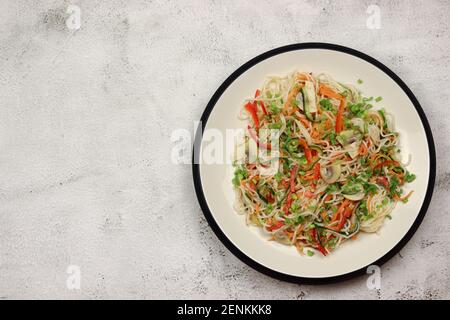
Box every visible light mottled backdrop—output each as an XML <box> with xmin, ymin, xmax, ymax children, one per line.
<box><xmin>0</xmin><ymin>0</ymin><xmax>448</xmax><ymax>299</ymax></box>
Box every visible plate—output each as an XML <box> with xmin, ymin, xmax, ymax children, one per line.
<box><xmin>192</xmin><ymin>43</ymin><xmax>436</xmax><ymax>283</ymax></box>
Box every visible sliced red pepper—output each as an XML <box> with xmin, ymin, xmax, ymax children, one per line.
<box><xmin>247</xmin><ymin>125</ymin><xmax>271</xmax><ymax>150</ymax></box>
<box><xmin>299</xmin><ymin>139</ymin><xmax>312</xmax><ymax>163</ymax></box>
<box><xmin>319</xmin><ymin>84</ymin><xmax>344</xmax><ymax>134</ymax></box>
<box><xmin>313</xmin><ymin>163</ymin><xmax>321</xmax><ymax>180</ymax></box>
<box><xmin>244</xmin><ymin>101</ymin><xmax>259</xmax><ymax>129</ymax></box>
<box><xmin>255</xmin><ymin>89</ymin><xmax>268</xmax><ymax>115</ymax></box>
<box><xmin>268</xmin><ymin>220</ymin><xmax>284</xmax><ymax>232</ymax></box>
<box><xmin>265</xmin><ymin>193</ymin><xmax>275</xmax><ymax>203</ymax></box>
<box><xmin>283</xmin><ymin>193</ymin><xmax>293</xmax><ymax>215</ymax></box>
<box><xmin>248</xmin><ymin>181</ymin><xmax>256</xmax><ymax>191</ymax></box>
<box><xmin>377</xmin><ymin>176</ymin><xmax>389</xmax><ymax>188</ymax></box>
<box><xmin>334</xmin><ymin>206</ymin><xmax>353</xmax><ymax>231</ymax></box>
<box><xmin>317</xmin><ymin>244</ymin><xmax>328</xmax><ymax>256</ymax></box>
<box><xmin>281</xmin><ymin>179</ymin><xmax>290</xmax><ymax>188</ymax></box>
<box><xmin>311</xmin><ymin>228</ymin><xmax>327</xmax><ymax>256</ymax></box>
<box><xmin>305</xmin><ymin>190</ymin><xmax>315</xmax><ymax>198</ymax></box>
<box><xmin>289</xmin><ymin>164</ymin><xmax>299</xmax><ymax>193</ymax></box>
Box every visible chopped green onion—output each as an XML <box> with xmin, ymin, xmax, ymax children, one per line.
<box><xmin>405</xmin><ymin>171</ymin><xmax>416</xmax><ymax>183</ymax></box>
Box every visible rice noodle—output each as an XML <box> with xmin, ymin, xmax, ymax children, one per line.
<box><xmin>232</xmin><ymin>71</ymin><xmax>415</xmax><ymax>256</ymax></box>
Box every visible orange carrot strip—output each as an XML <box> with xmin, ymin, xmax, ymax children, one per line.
<box><xmin>318</xmin><ymin>84</ymin><xmax>343</xmax><ymax>100</ymax></box>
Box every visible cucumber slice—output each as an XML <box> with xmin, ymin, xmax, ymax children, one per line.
<box><xmin>301</xmin><ymin>81</ymin><xmax>318</xmax><ymax>121</ymax></box>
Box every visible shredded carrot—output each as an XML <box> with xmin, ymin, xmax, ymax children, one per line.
<box><xmin>318</xmin><ymin>84</ymin><xmax>342</xmax><ymax>100</ymax></box>
<box><xmin>296</xmin><ymin>73</ymin><xmax>309</xmax><ymax>81</ymax></box>
<box><xmin>389</xmin><ymin>169</ymin><xmax>405</xmax><ymax>179</ymax></box>
<box><xmin>370</xmin><ymin>154</ymin><xmax>391</xmax><ymax>169</ymax></box>
<box><xmin>284</xmin><ymin>83</ymin><xmax>304</xmax><ymax>111</ymax></box>
<box><xmin>299</xmin><ymin>139</ymin><xmax>312</xmax><ymax>163</ymax></box>
<box><xmin>359</xmin><ymin>142</ymin><xmax>368</xmax><ymax>156</ymax></box>
<box><xmin>298</xmin><ymin>116</ymin><xmax>310</xmax><ymax>128</ymax></box>
<box><xmin>394</xmin><ymin>190</ymin><xmax>413</xmax><ymax>202</ymax></box>
<box><xmin>331</xmin><ymin>210</ymin><xmax>341</xmax><ymax>223</ymax></box>
<box><xmin>374</xmin><ymin>160</ymin><xmax>400</xmax><ymax>170</ymax></box>
<box><xmin>331</xmin><ymin>199</ymin><xmax>351</xmax><ymax>222</ymax></box>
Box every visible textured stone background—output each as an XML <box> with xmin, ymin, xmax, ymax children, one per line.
<box><xmin>0</xmin><ymin>0</ymin><xmax>449</xmax><ymax>299</ymax></box>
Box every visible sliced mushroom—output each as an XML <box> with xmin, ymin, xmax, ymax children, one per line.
<box><xmin>368</xmin><ymin>124</ymin><xmax>381</xmax><ymax>145</ymax></box>
<box><xmin>343</xmin><ymin>191</ymin><xmax>365</xmax><ymax>201</ymax></box>
<box><xmin>336</xmin><ymin>129</ymin><xmax>361</xmax><ymax>146</ymax></box>
<box><xmin>345</xmin><ymin>141</ymin><xmax>361</xmax><ymax>159</ymax></box>
<box><xmin>385</xmin><ymin>113</ymin><xmax>395</xmax><ymax>132</ymax></box>
<box><xmin>295</xmin><ymin>92</ymin><xmax>304</xmax><ymax>111</ymax></box>
<box><xmin>320</xmin><ymin>163</ymin><xmax>341</xmax><ymax>184</ymax></box>
<box><xmin>341</xmin><ymin>182</ymin><xmax>365</xmax><ymax>201</ymax></box>
<box><xmin>350</xmin><ymin>118</ymin><xmax>365</xmax><ymax>133</ymax></box>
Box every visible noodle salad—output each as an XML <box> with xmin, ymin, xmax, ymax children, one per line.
<box><xmin>232</xmin><ymin>71</ymin><xmax>416</xmax><ymax>256</ymax></box>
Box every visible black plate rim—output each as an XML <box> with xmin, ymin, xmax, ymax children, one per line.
<box><xmin>192</xmin><ymin>42</ymin><xmax>436</xmax><ymax>284</ymax></box>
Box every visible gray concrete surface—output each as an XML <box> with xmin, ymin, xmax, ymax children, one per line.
<box><xmin>0</xmin><ymin>0</ymin><xmax>449</xmax><ymax>299</ymax></box>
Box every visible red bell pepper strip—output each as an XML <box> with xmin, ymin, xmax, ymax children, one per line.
<box><xmin>305</xmin><ymin>190</ymin><xmax>315</xmax><ymax>198</ymax></box>
<box><xmin>255</xmin><ymin>89</ymin><xmax>268</xmax><ymax>115</ymax></box>
<box><xmin>268</xmin><ymin>220</ymin><xmax>284</xmax><ymax>232</ymax></box>
<box><xmin>247</xmin><ymin>125</ymin><xmax>271</xmax><ymax>150</ymax></box>
<box><xmin>289</xmin><ymin>164</ymin><xmax>299</xmax><ymax>193</ymax></box>
<box><xmin>335</xmin><ymin>98</ymin><xmax>346</xmax><ymax>133</ymax></box>
<box><xmin>376</xmin><ymin>176</ymin><xmax>389</xmax><ymax>188</ymax></box>
<box><xmin>265</xmin><ymin>193</ymin><xmax>275</xmax><ymax>204</ymax></box>
<box><xmin>313</xmin><ymin>163</ymin><xmax>321</xmax><ymax>180</ymax></box>
<box><xmin>311</xmin><ymin>228</ymin><xmax>328</xmax><ymax>256</ymax></box>
<box><xmin>299</xmin><ymin>139</ymin><xmax>312</xmax><ymax>163</ymax></box>
<box><xmin>333</xmin><ymin>206</ymin><xmax>353</xmax><ymax>231</ymax></box>
<box><xmin>244</xmin><ymin>101</ymin><xmax>259</xmax><ymax>129</ymax></box>
<box><xmin>284</xmin><ymin>193</ymin><xmax>293</xmax><ymax>215</ymax></box>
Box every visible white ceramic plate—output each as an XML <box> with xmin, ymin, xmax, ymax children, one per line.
<box><xmin>193</xmin><ymin>43</ymin><xmax>435</xmax><ymax>283</ymax></box>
